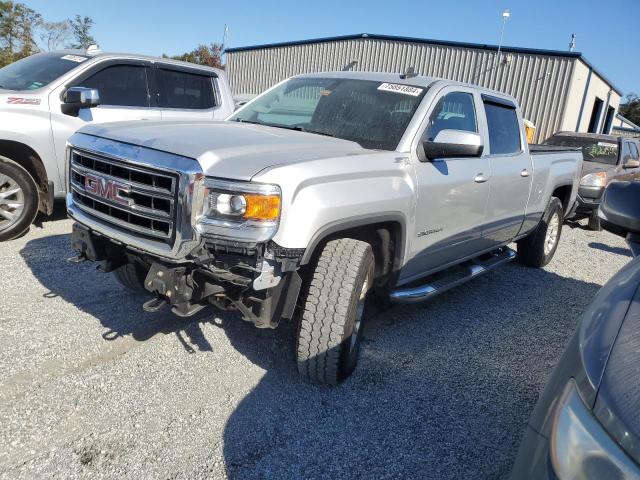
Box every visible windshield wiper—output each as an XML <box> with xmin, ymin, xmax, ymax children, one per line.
<box><xmin>234</xmin><ymin>118</ymin><xmax>337</xmax><ymax>138</ymax></box>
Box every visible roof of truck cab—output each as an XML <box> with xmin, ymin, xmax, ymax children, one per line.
<box><xmin>294</xmin><ymin>71</ymin><xmax>518</xmax><ymax>102</ymax></box>
<box><xmin>49</xmin><ymin>49</ymin><xmax>225</xmax><ymax>76</ymax></box>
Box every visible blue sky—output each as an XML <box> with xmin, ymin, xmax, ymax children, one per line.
<box><xmin>25</xmin><ymin>0</ymin><xmax>640</xmax><ymax>96</ymax></box>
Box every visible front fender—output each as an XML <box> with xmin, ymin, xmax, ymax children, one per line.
<box><xmin>253</xmin><ymin>152</ymin><xmax>415</xmax><ymax>263</ymax></box>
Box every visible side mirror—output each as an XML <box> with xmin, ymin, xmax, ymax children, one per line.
<box><xmin>623</xmin><ymin>159</ymin><xmax>640</xmax><ymax>169</ymax></box>
<box><xmin>599</xmin><ymin>181</ymin><xmax>640</xmax><ymax>240</ymax></box>
<box><xmin>62</xmin><ymin>87</ymin><xmax>100</xmax><ymax>116</ymax></box>
<box><xmin>421</xmin><ymin>130</ymin><xmax>484</xmax><ymax>161</ymax></box>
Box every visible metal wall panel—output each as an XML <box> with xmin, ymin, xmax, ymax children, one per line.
<box><xmin>226</xmin><ymin>38</ymin><xmax>576</xmax><ymax>142</ymax></box>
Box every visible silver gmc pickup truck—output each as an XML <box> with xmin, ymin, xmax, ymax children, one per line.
<box><xmin>66</xmin><ymin>71</ymin><xmax>582</xmax><ymax>385</ymax></box>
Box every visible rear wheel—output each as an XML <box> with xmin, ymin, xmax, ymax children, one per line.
<box><xmin>517</xmin><ymin>197</ymin><xmax>563</xmax><ymax>268</ymax></box>
<box><xmin>0</xmin><ymin>158</ymin><xmax>39</xmax><ymax>242</ymax></box>
<box><xmin>113</xmin><ymin>263</ymin><xmax>149</xmax><ymax>292</ymax></box>
<box><xmin>296</xmin><ymin>238</ymin><xmax>374</xmax><ymax>385</ymax></box>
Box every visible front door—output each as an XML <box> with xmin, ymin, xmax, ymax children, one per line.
<box><xmin>49</xmin><ymin>61</ymin><xmax>161</xmax><ymax>193</ymax></box>
<box><xmin>400</xmin><ymin>88</ymin><xmax>492</xmax><ymax>284</ymax></box>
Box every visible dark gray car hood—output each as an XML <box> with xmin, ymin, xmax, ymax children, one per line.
<box><xmin>79</xmin><ymin>120</ymin><xmax>369</xmax><ymax>181</ymax></box>
<box><xmin>581</xmin><ymin>160</ymin><xmax>614</xmax><ymax>176</ymax></box>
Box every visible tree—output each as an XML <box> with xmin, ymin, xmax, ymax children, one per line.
<box><xmin>163</xmin><ymin>43</ymin><xmax>224</xmax><ymax>69</ymax></box>
<box><xmin>0</xmin><ymin>1</ymin><xmax>42</xmax><ymax>66</ymax></box>
<box><xmin>68</xmin><ymin>14</ymin><xmax>95</xmax><ymax>49</ymax></box>
<box><xmin>619</xmin><ymin>93</ymin><xmax>640</xmax><ymax>127</ymax></box>
<box><xmin>39</xmin><ymin>20</ymin><xmax>71</xmax><ymax>51</ymax></box>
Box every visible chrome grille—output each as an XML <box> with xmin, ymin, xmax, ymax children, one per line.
<box><xmin>69</xmin><ymin>149</ymin><xmax>178</xmax><ymax>243</ymax></box>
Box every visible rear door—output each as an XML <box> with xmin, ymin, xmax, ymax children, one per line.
<box><xmin>480</xmin><ymin>95</ymin><xmax>532</xmax><ymax>244</ymax></box>
<box><xmin>401</xmin><ymin>87</ymin><xmax>492</xmax><ymax>282</ymax></box>
<box><xmin>152</xmin><ymin>65</ymin><xmax>222</xmax><ymax>120</ymax></box>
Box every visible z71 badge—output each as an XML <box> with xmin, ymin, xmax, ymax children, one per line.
<box><xmin>7</xmin><ymin>97</ymin><xmax>41</xmax><ymax>105</ymax></box>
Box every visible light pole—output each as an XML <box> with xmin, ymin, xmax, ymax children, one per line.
<box><xmin>495</xmin><ymin>9</ymin><xmax>510</xmax><ymax>68</ymax></box>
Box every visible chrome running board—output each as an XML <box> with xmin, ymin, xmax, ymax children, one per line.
<box><xmin>390</xmin><ymin>247</ymin><xmax>517</xmax><ymax>303</ymax></box>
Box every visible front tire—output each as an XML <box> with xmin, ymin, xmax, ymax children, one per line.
<box><xmin>113</xmin><ymin>263</ymin><xmax>149</xmax><ymax>292</ymax></box>
<box><xmin>0</xmin><ymin>158</ymin><xmax>39</xmax><ymax>242</ymax></box>
<box><xmin>517</xmin><ymin>197</ymin><xmax>563</xmax><ymax>268</ymax></box>
<box><xmin>296</xmin><ymin>238</ymin><xmax>374</xmax><ymax>385</ymax></box>
<box><xmin>587</xmin><ymin>209</ymin><xmax>602</xmax><ymax>231</ymax></box>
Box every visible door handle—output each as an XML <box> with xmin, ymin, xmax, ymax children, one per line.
<box><xmin>474</xmin><ymin>174</ymin><xmax>489</xmax><ymax>183</ymax></box>
<box><xmin>521</xmin><ymin>169</ymin><xmax>530</xmax><ymax>177</ymax></box>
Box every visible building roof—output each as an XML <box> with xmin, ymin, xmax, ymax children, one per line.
<box><xmin>225</xmin><ymin>33</ymin><xmax>622</xmax><ymax>96</ymax></box>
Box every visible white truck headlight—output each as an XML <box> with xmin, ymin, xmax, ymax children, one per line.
<box><xmin>580</xmin><ymin>172</ymin><xmax>607</xmax><ymax>188</ymax></box>
<box><xmin>196</xmin><ymin>178</ymin><xmax>281</xmax><ymax>242</ymax></box>
<box><xmin>550</xmin><ymin>380</ymin><xmax>639</xmax><ymax>479</ymax></box>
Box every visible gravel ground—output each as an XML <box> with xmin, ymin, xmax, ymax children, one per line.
<box><xmin>0</xmin><ymin>209</ymin><xmax>632</xmax><ymax>480</ymax></box>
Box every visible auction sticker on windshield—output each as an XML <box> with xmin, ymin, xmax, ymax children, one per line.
<box><xmin>378</xmin><ymin>83</ymin><xmax>423</xmax><ymax>96</ymax></box>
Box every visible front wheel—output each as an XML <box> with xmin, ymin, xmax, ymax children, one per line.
<box><xmin>296</xmin><ymin>238</ymin><xmax>374</xmax><ymax>385</ymax></box>
<box><xmin>113</xmin><ymin>262</ymin><xmax>149</xmax><ymax>292</ymax></box>
<box><xmin>0</xmin><ymin>158</ymin><xmax>39</xmax><ymax>242</ymax></box>
<box><xmin>587</xmin><ymin>209</ymin><xmax>602</xmax><ymax>231</ymax></box>
<box><xmin>517</xmin><ymin>197</ymin><xmax>563</xmax><ymax>268</ymax></box>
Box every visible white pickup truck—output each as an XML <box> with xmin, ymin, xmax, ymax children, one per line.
<box><xmin>67</xmin><ymin>71</ymin><xmax>583</xmax><ymax>384</ymax></box>
<box><xmin>0</xmin><ymin>48</ymin><xmax>234</xmax><ymax>240</ymax></box>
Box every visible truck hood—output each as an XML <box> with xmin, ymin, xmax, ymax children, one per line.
<box><xmin>79</xmin><ymin>120</ymin><xmax>369</xmax><ymax>181</ymax></box>
<box><xmin>581</xmin><ymin>160</ymin><xmax>612</xmax><ymax>176</ymax></box>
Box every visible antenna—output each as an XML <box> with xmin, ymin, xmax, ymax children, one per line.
<box><xmin>569</xmin><ymin>33</ymin><xmax>576</xmax><ymax>52</ymax></box>
<box><xmin>342</xmin><ymin>60</ymin><xmax>358</xmax><ymax>71</ymax></box>
<box><xmin>495</xmin><ymin>9</ymin><xmax>510</xmax><ymax>67</ymax></box>
<box><xmin>400</xmin><ymin>66</ymin><xmax>417</xmax><ymax>79</ymax></box>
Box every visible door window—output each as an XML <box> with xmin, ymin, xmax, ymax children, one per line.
<box><xmin>621</xmin><ymin>142</ymin><xmax>633</xmax><ymax>162</ymax></box>
<box><xmin>156</xmin><ymin>68</ymin><xmax>215</xmax><ymax>109</ymax></box>
<box><xmin>629</xmin><ymin>142</ymin><xmax>640</xmax><ymax>160</ymax></box>
<box><xmin>424</xmin><ymin>92</ymin><xmax>477</xmax><ymax>141</ymax></box>
<box><xmin>483</xmin><ymin>102</ymin><xmax>521</xmax><ymax>155</ymax></box>
<box><xmin>77</xmin><ymin>64</ymin><xmax>149</xmax><ymax>107</ymax></box>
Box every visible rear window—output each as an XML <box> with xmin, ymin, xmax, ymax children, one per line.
<box><xmin>484</xmin><ymin>102</ymin><xmax>521</xmax><ymax>155</ymax></box>
<box><xmin>0</xmin><ymin>52</ymin><xmax>88</xmax><ymax>91</ymax></box>
<box><xmin>157</xmin><ymin>68</ymin><xmax>215</xmax><ymax>109</ymax></box>
<box><xmin>544</xmin><ymin>135</ymin><xmax>619</xmax><ymax>165</ymax></box>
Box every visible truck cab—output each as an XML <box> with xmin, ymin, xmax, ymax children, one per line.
<box><xmin>0</xmin><ymin>49</ymin><xmax>234</xmax><ymax>241</ymax></box>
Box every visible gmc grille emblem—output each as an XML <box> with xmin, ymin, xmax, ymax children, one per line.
<box><xmin>84</xmin><ymin>173</ymin><xmax>132</xmax><ymax>207</ymax></box>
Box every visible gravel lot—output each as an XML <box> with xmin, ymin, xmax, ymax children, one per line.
<box><xmin>0</xmin><ymin>208</ymin><xmax>632</xmax><ymax>480</ymax></box>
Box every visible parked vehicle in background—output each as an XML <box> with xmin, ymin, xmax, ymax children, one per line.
<box><xmin>66</xmin><ymin>72</ymin><xmax>582</xmax><ymax>384</ymax></box>
<box><xmin>511</xmin><ymin>181</ymin><xmax>640</xmax><ymax>479</ymax></box>
<box><xmin>0</xmin><ymin>48</ymin><xmax>234</xmax><ymax>241</ymax></box>
<box><xmin>544</xmin><ymin>132</ymin><xmax>640</xmax><ymax>230</ymax></box>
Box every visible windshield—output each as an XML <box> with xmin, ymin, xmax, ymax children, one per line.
<box><xmin>0</xmin><ymin>52</ymin><xmax>88</xmax><ymax>91</ymax></box>
<box><xmin>229</xmin><ymin>77</ymin><xmax>427</xmax><ymax>151</ymax></box>
<box><xmin>544</xmin><ymin>135</ymin><xmax>619</xmax><ymax>165</ymax></box>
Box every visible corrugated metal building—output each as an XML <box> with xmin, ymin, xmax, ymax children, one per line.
<box><xmin>226</xmin><ymin>33</ymin><xmax>622</xmax><ymax>142</ymax></box>
<box><xmin>612</xmin><ymin>114</ymin><xmax>640</xmax><ymax>139</ymax></box>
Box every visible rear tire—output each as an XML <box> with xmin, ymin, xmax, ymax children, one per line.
<box><xmin>113</xmin><ymin>263</ymin><xmax>149</xmax><ymax>292</ymax></box>
<box><xmin>517</xmin><ymin>197</ymin><xmax>563</xmax><ymax>268</ymax></box>
<box><xmin>587</xmin><ymin>210</ymin><xmax>602</xmax><ymax>231</ymax></box>
<box><xmin>0</xmin><ymin>158</ymin><xmax>39</xmax><ymax>242</ymax></box>
<box><xmin>296</xmin><ymin>238</ymin><xmax>374</xmax><ymax>385</ymax></box>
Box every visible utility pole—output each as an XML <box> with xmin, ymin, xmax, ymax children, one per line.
<box><xmin>495</xmin><ymin>9</ymin><xmax>510</xmax><ymax>67</ymax></box>
<box><xmin>569</xmin><ymin>33</ymin><xmax>576</xmax><ymax>52</ymax></box>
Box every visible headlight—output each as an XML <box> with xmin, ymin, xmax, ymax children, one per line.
<box><xmin>550</xmin><ymin>380</ymin><xmax>639</xmax><ymax>479</ymax></box>
<box><xmin>196</xmin><ymin>178</ymin><xmax>281</xmax><ymax>242</ymax></box>
<box><xmin>580</xmin><ymin>172</ymin><xmax>607</xmax><ymax>188</ymax></box>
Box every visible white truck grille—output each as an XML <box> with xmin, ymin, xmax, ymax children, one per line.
<box><xmin>69</xmin><ymin>149</ymin><xmax>178</xmax><ymax>243</ymax></box>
